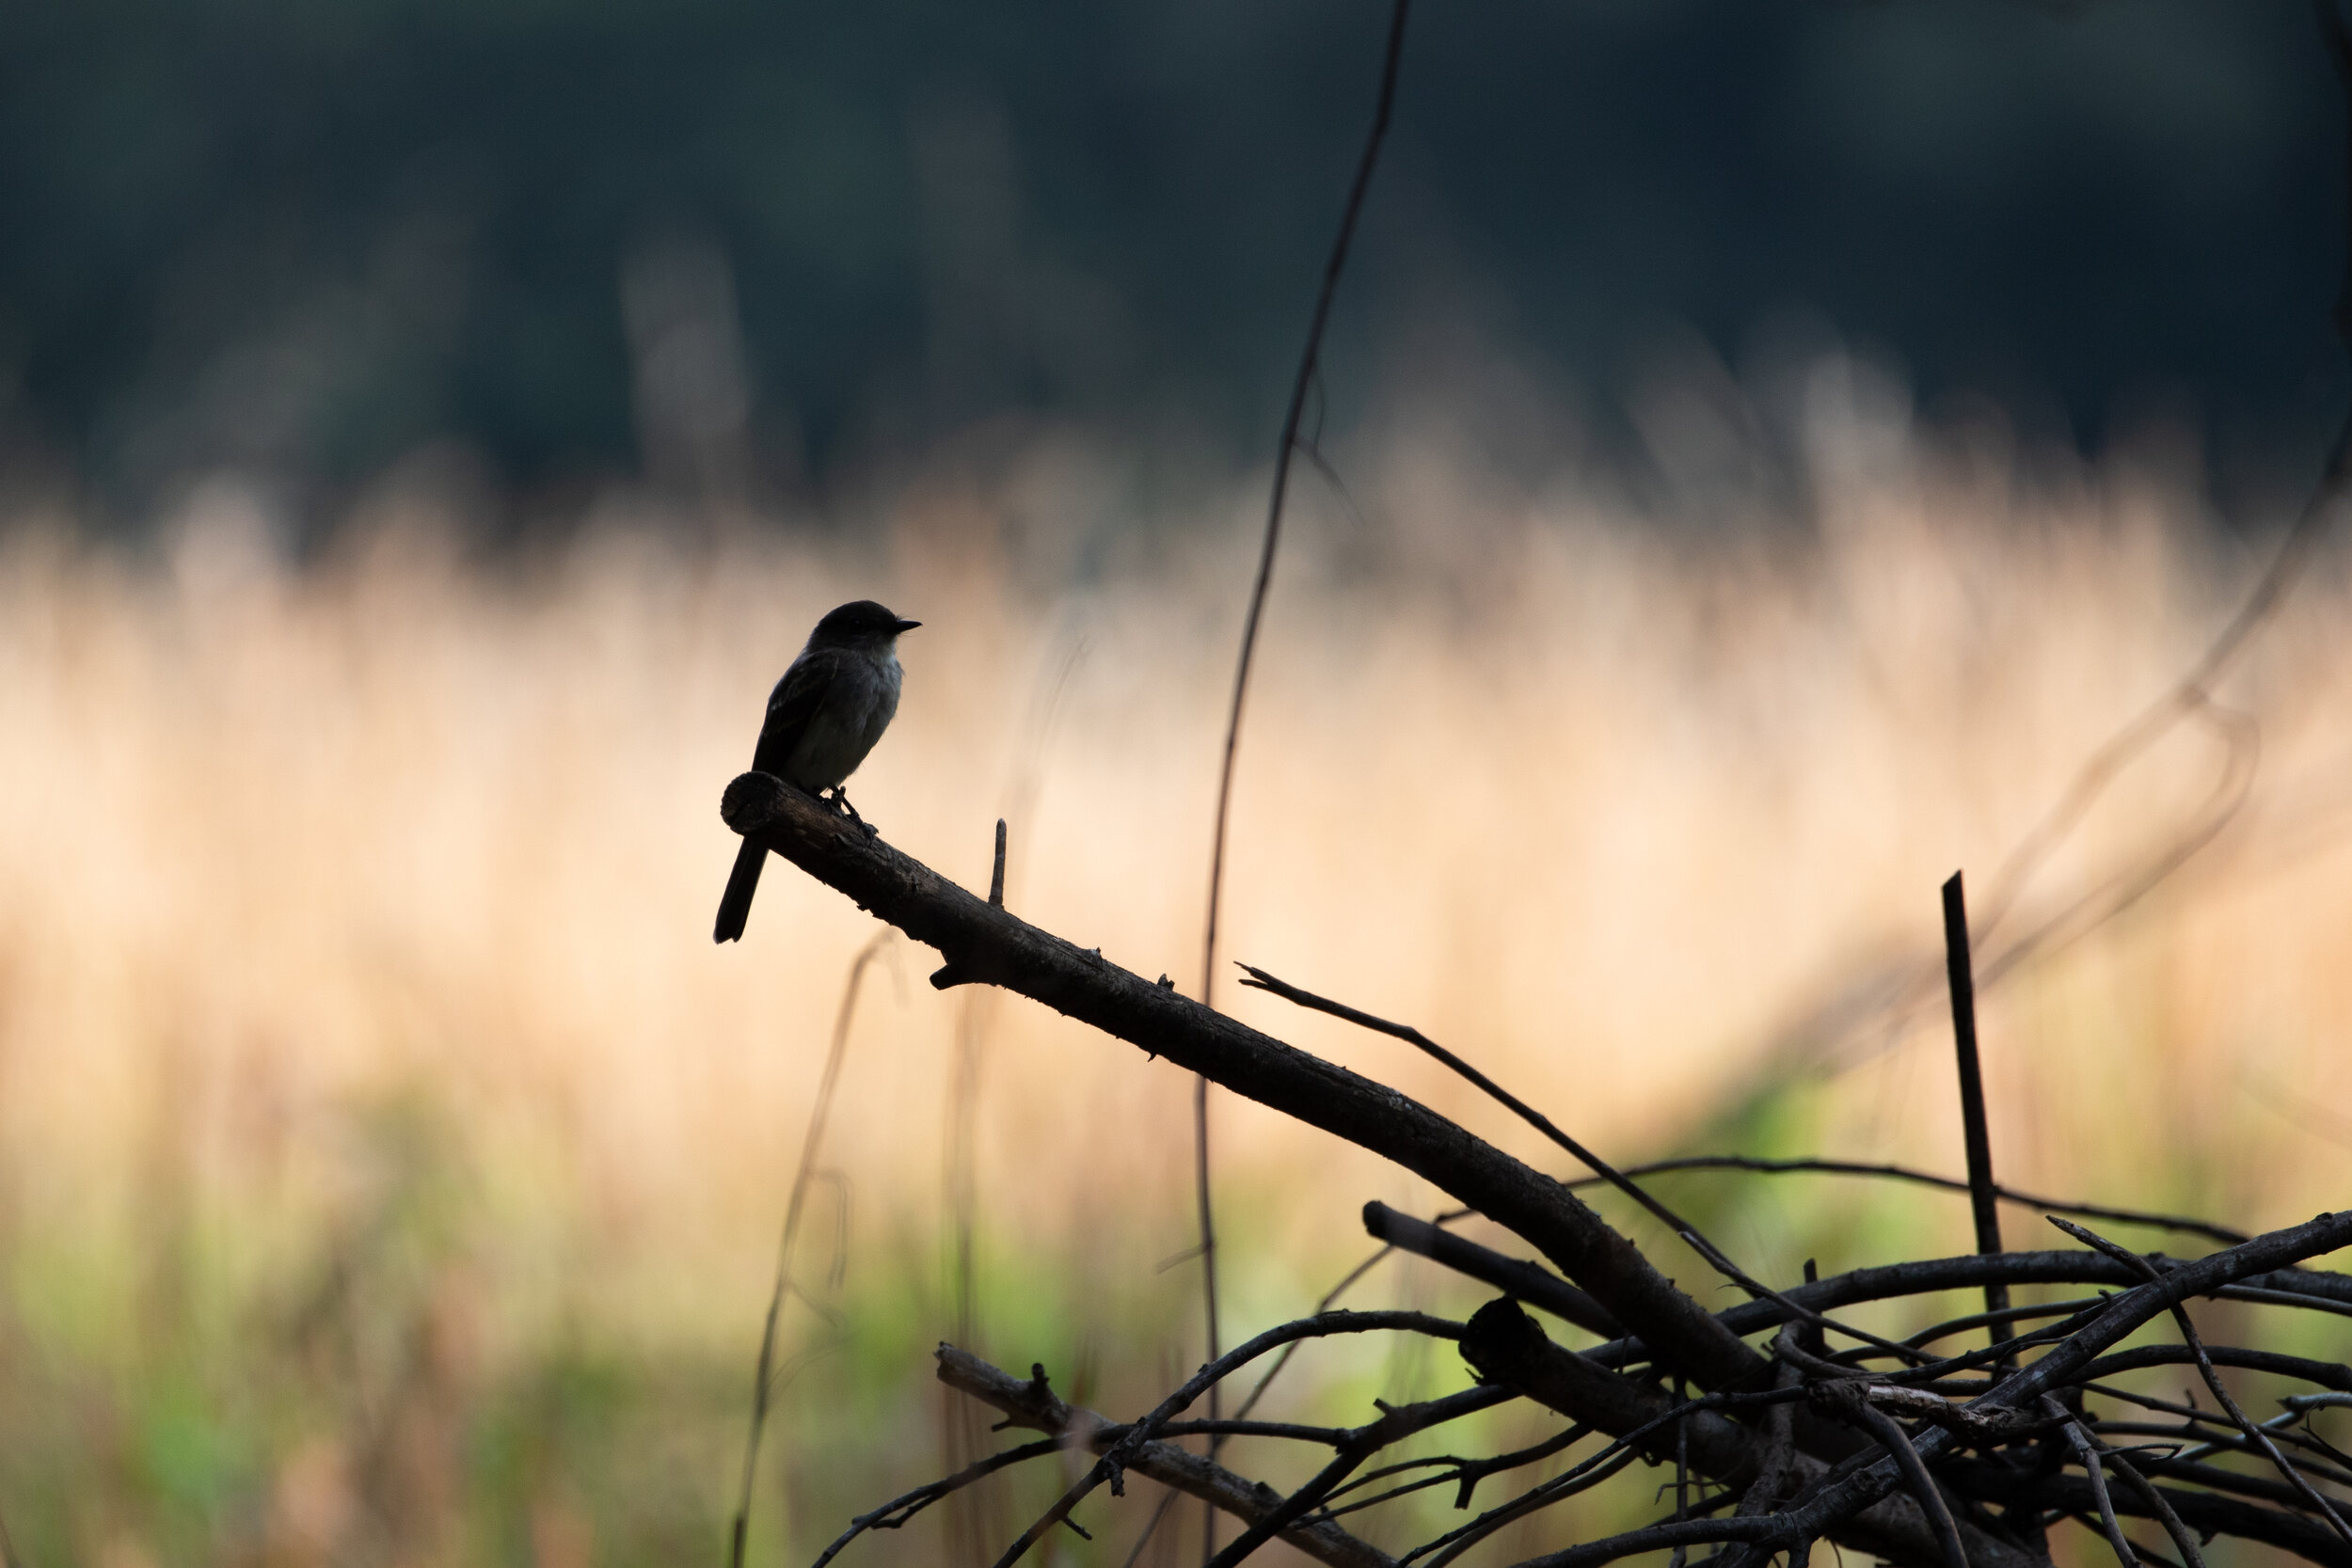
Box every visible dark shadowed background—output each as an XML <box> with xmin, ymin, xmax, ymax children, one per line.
<box><xmin>0</xmin><ymin>0</ymin><xmax>2344</xmax><ymax>533</ymax></box>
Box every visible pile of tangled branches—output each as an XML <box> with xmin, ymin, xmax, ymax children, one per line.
<box><xmin>724</xmin><ymin>774</ymin><xmax>2352</xmax><ymax>1568</ymax></box>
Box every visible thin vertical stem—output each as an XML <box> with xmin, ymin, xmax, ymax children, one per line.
<box><xmin>1192</xmin><ymin>1</ymin><xmax>1412</xmax><ymax>1557</ymax></box>
<box><xmin>1192</xmin><ymin>1068</ymin><xmax>1223</xmax><ymax>1560</ymax></box>
<box><xmin>1941</xmin><ymin>872</ymin><xmax>2013</xmax><ymax>1374</ymax></box>
<box><xmin>1668</xmin><ymin>1375</ymin><xmax>1691</xmax><ymax>1568</ymax></box>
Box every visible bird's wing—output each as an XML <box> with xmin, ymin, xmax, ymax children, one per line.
<box><xmin>751</xmin><ymin>650</ymin><xmax>833</xmax><ymax>778</ymax></box>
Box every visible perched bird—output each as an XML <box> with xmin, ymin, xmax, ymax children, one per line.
<box><xmin>713</xmin><ymin>599</ymin><xmax>920</xmax><ymax>943</ymax></box>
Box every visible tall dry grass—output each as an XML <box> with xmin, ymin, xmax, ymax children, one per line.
<box><xmin>1</xmin><ymin>356</ymin><xmax>2349</xmax><ymax>1562</ymax></box>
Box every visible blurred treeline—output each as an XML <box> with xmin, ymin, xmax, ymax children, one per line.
<box><xmin>0</xmin><ymin>0</ymin><xmax>2345</xmax><ymax>533</ymax></box>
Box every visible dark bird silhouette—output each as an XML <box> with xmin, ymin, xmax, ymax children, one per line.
<box><xmin>713</xmin><ymin>600</ymin><xmax>920</xmax><ymax>943</ymax></box>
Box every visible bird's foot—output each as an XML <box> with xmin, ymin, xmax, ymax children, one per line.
<box><xmin>828</xmin><ymin>788</ymin><xmax>881</xmax><ymax>838</ymax></box>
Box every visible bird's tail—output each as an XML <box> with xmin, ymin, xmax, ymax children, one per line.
<box><xmin>713</xmin><ymin>837</ymin><xmax>767</xmax><ymax>943</ymax></box>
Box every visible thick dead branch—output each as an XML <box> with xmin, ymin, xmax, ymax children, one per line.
<box><xmin>733</xmin><ymin>783</ymin><xmax>2352</xmax><ymax>1568</ymax></box>
<box><xmin>936</xmin><ymin>1345</ymin><xmax>1396</xmax><ymax>1568</ymax></box>
<box><xmin>1455</xmin><ymin>1299</ymin><xmax>2042</xmax><ymax>1568</ymax></box>
<box><xmin>723</xmin><ymin>773</ymin><xmax>1762</xmax><ymax>1389</ymax></box>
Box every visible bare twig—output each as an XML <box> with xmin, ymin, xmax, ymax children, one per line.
<box><xmin>1239</xmin><ymin>963</ymin><xmax>1943</xmax><ymax>1368</ymax></box>
<box><xmin>1560</xmin><ymin>1156</ymin><xmax>2245</xmax><ymax>1245</ymax></box>
<box><xmin>1504</xmin><ymin>1508</ymin><xmax>1787</xmax><ymax>1568</ymax></box>
<box><xmin>2048</xmin><ymin>1216</ymin><xmax>2352</xmax><ymax>1546</ymax></box>
<box><xmin>2173</xmin><ymin>1414</ymin><xmax>2352</xmax><ymax>1474</ymax></box>
<box><xmin>812</xmin><ymin>1438</ymin><xmax>1069</xmax><ymax>1568</ymax></box>
<box><xmin>2089</xmin><ymin>1413</ymin><xmax>2352</xmax><ymax>1482</ymax></box>
<box><xmin>1846</xmin><ymin>1402</ymin><xmax>1969</xmax><ymax>1568</ymax></box>
<box><xmin>1684</xmin><ymin>1212</ymin><xmax>2352</xmax><ymax>1568</ymax></box>
<box><xmin>1203</xmin><ymin>1395</ymin><xmax>1451</xmax><ymax>1568</ymax></box>
<box><xmin>1593</xmin><ymin>1248</ymin><xmax>2352</xmax><ymax>1370</ymax></box>
<box><xmin>1898</xmin><ymin>1297</ymin><xmax>2106</xmax><ymax>1353</ymax></box>
<box><xmin>1411</xmin><ymin>1445</ymin><xmax>1644</xmax><ymax>1568</ymax></box>
<box><xmin>2073</xmin><ymin>1343</ymin><xmax>2352</xmax><ymax>1393</ymax></box>
<box><xmin>1190</xmin><ymin>1065</ymin><xmax>1220</xmax><ymax>1502</ymax></box>
<box><xmin>2102</xmin><ymin>1447</ymin><xmax>2211</xmax><ymax>1568</ymax></box>
<box><xmin>1669</xmin><ymin>1375</ymin><xmax>1692</xmax><ymax>1568</ymax></box>
<box><xmin>1737</xmin><ymin>1359</ymin><xmax>1804</xmax><ymax>1520</ymax></box>
<box><xmin>1320</xmin><ymin>1419</ymin><xmax>1591</xmax><ymax>1519</ymax></box>
<box><xmin>2047</xmin><ymin>1396</ymin><xmax>2140</xmax><ymax>1568</ymax></box>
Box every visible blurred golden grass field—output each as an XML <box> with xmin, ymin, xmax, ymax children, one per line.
<box><xmin>0</xmin><ymin>358</ymin><xmax>2349</xmax><ymax>1562</ymax></box>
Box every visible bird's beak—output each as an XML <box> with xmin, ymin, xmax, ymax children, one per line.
<box><xmin>893</xmin><ymin>618</ymin><xmax>922</xmax><ymax>633</ymax></box>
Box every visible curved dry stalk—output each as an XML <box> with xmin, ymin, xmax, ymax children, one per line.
<box><xmin>730</xmin><ymin>929</ymin><xmax>896</xmax><ymax>1568</ymax></box>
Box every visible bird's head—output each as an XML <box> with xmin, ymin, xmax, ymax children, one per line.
<box><xmin>808</xmin><ymin>599</ymin><xmax>921</xmax><ymax>651</ymax></box>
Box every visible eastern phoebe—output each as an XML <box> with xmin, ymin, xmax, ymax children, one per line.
<box><xmin>712</xmin><ymin>599</ymin><xmax>920</xmax><ymax>943</ymax></box>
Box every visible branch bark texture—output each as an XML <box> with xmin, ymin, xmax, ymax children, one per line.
<box><xmin>723</xmin><ymin>773</ymin><xmax>1762</xmax><ymax>1389</ymax></box>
